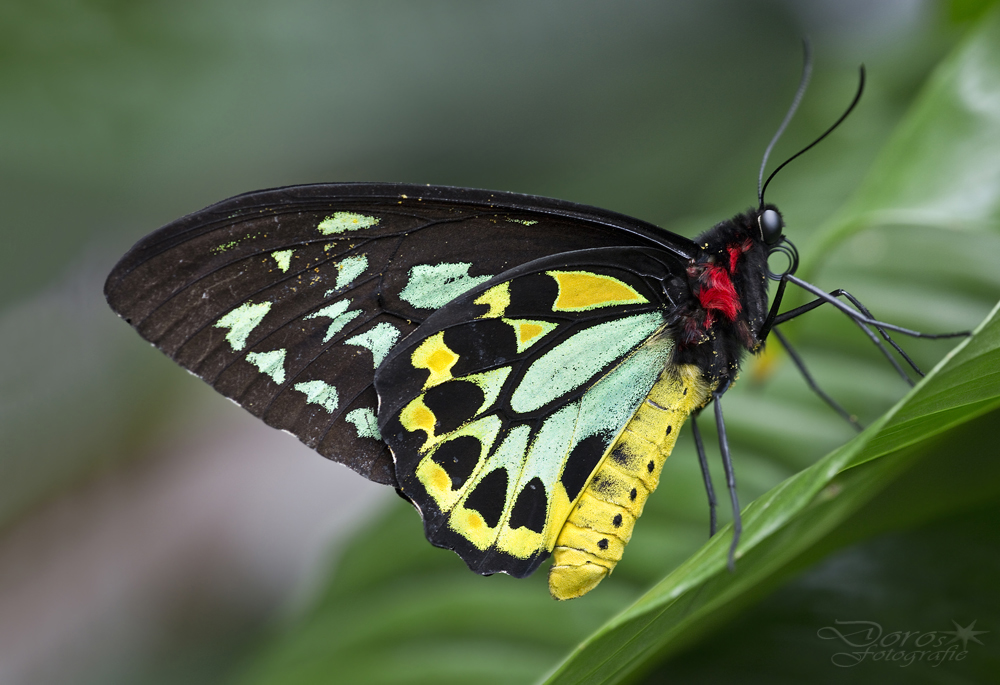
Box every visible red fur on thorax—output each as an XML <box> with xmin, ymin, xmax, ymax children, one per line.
<box><xmin>697</xmin><ymin>264</ymin><xmax>740</xmax><ymax>321</ymax></box>
<box><xmin>727</xmin><ymin>238</ymin><xmax>754</xmax><ymax>272</ymax></box>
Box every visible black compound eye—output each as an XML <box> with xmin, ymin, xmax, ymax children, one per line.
<box><xmin>759</xmin><ymin>208</ymin><xmax>783</xmax><ymax>246</ymax></box>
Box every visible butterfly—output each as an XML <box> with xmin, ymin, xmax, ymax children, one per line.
<box><xmin>104</xmin><ymin>61</ymin><xmax>967</xmax><ymax>600</ymax></box>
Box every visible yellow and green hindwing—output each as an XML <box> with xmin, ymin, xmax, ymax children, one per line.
<box><xmin>375</xmin><ymin>247</ymin><xmax>692</xmax><ymax>590</ymax></box>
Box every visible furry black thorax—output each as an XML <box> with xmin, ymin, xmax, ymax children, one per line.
<box><xmin>669</xmin><ymin>205</ymin><xmax>781</xmax><ymax>390</ymax></box>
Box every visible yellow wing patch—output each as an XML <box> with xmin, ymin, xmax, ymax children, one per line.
<box><xmin>416</xmin><ymin>458</ymin><xmax>454</xmax><ymax>503</ymax></box>
<box><xmin>502</xmin><ymin>318</ymin><xmax>558</xmax><ymax>353</ymax></box>
<box><xmin>474</xmin><ymin>282</ymin><xmax>510</xmax><ymax>318</ymax></box>
<box><xmin>399</xmin><ymin>396</ymin><xmax>437</xmax><ymax>449</ymax></box>
<box><xmin>548</xmin><ymin>271</ymin><xmax>647</xmax><ymax>311</ymax></box>
<box><xmin>410</xmin><ymin>331</ymin><xmax>459</xmax><ymax>389</ymax></box>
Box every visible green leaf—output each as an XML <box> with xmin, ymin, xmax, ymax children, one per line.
<box><xmin>806</xmin><ymin>5</ymin><xmax>1000</xmax><ymax>272</ymax></box>
<box><xmin>543</xmin><ymin>303</ymin><xmax>1000</xmax><ymax>684</ymax></box>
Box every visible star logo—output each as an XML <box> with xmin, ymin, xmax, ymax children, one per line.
<box><xmin>942</xmin><ymin>620</ymin><xmax>989</xmax><ymax>649</ymax></box>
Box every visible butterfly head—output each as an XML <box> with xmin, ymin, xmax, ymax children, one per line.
<box><xmin>757</xmin><ymin>207</ymin><xmax>784</xmax><ymax>246</ymax></box>
<box><xmin>754</xmin><ymin>205</ymin><xmax>799</xmax><ymax>277</ymax></box>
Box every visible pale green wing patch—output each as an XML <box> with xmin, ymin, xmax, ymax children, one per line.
<box><xmin>246</xmin><ymin>349</ymin><xmax>286</xmax><ymax>384</ymax></box>
<box><xmin>318</xmin><ymin>212</ymin><xmax>379</xmax><ymax>235</ymax></box>
<box><xmin>346</xmin><ymin>322</ymin><xmax>401</xmax><ymax>368</ymax></box>
<box><xmin>294</xmin><ymin>380</ymin><xmax>339</xmax><ymax>413</ymax></box>
<box><xmin>214</xmin><ymin>302</ymin><xmax>273</xmax><ymax>352</ymax></box>
<box><xmin>271</xmin><ymin>250</ymin><xmax>294</xmax><ymax>272</ymax></box>
<box><xmin>509</xmin><ymin>312</ymin><xmax>665</xmax><ymax>413</ymax></box>
<box><xmin>346</xmin><ymin>408</ymin><xmax>382</xmax><ymax>440</ymax></box>
<box><xmin>521</xmin><ymin>403</ymin><xmax>581</xmax><ymax>491</ymax></box>
<box><xmin>399</xmin><ymin>262</ymin><xmax>492</xmax><ymax>309</ymax></box>
<box><xmin>305</xmin><ymin>300</ymin><xmax>363</xmax><ymax>343</ymax></box>
<box><xmin>574</xmin><ymin>334</ymin><xmax>676</xmax><ymax>440</ymax></box>
<box><xmin>335</xmin><ymin>254</ymin><xmax>368</xmax><ymax>290</ymax></box>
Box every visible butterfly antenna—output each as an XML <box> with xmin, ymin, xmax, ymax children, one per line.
<box><xmin>758</xmin><ymin>39</ymin><xmax>813</xmax><ymax>208</ymax></box>
<box><xmin>760</xmin><ymin>63</ymin><xmax>866</xmax><ymax>206</ymax></box>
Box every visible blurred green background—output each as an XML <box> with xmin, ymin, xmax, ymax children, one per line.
<box><xmin>2</xmin><ymin>1</ymin><xmax>999</xmax><ymax>683</ymax></box>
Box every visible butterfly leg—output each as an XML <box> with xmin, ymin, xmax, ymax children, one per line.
<box><xmin>690</xmin><ymin>411</ymin><xmax>718</xmax><ymax>536</ymax></box>
<box><xmin>772</xmin><ymin>327</ymin><xmax>862</xmax><ymax>432</ymax></box>
<box><xmin>781</xmin><ymin>275</ymin><xmax>970</xmax><ymax>340</ymax></box>
<box><xmin>712</xmin><ymin>380</ymin><xmax>741</xmax><ymax>571</ymax></box>
<box><xmin>781</xmin><ymin>286</ymin><xmax>920</xmax><ymax>378</ymax></box>
<box><xmin>780</xmin><ymin>288</ymin><xmax>918</xmax><ymax>384</ymax></box>
<box><xmin>776</xmin><ymin>275</ymin><xmax>970</xmax><ymax>385</ymax></box>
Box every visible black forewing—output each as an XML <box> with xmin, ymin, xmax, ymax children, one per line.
<box><xmin>105</xmin><ymin>183</ymin><xmax>696</xmax><ymax>486</ymax></box>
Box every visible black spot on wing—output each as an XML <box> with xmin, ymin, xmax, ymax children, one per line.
<box><xmin>431</xmin><ymin>436</ymin><xmax>482</xmax><ymax>490</ymax></box>
<box><xmin>507</xmin><ymin>273</ymin><xmax>559</xmax><ymax>316</ymax></box>
<box><xmin>508</xmin><ymin>477</ymin><xmax>547</xmax><ymax>533</ymax></box>
<box><xmin>422</xmin><ymin>381</ymin><xmax>484</xmax><ymax>435</ymax></box>
<box><xmin>464</xmin><ymin>468</ymin><xmax>509</xmax><ymax>529</ymax></box>
<box><xmin>560</xmin><ymin>434</ymin><xmax>607</xmax><ymax>502</ymax></box>
<box><xmin>441</xmin><ymin>319</ymin><xmax>519</xmax><ymax>374</ymax></box>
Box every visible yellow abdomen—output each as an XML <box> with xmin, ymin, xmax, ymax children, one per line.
<box><xmin>548</xmin><ymin>363</ymin><xmax>711</xmax><ymax>600</ymax></box>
